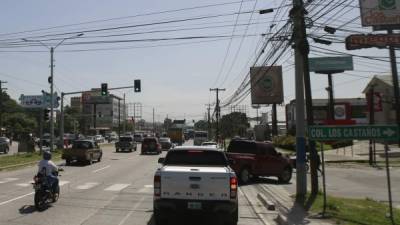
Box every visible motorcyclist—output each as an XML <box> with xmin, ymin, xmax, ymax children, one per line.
<box><xmin>37</xmin><ymin>151</ymin><xmax>59</xmax><ymax>196</ymax></box>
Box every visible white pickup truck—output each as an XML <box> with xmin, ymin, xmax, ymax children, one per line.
<box><xmin>154</xmin><ymin>146</ymin><xmax>238</xmax><ymax>225</ymax></box>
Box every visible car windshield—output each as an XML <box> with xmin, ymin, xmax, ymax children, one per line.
<box><xmin>202</xmin><ymin>142</ymin><xmax>216</xmax><ymax>146</ymax></box>
<box><xmin>164</xmin><ymin>150</ymin><xmax>227</xmax><ymax>166</ymax></box>
<box><xmin>119</xmin><ymin>137</ymin><xmax>133</xmax><ymax>142</ymax></box>
<box><xmin>195</xmin><ymin>132</ymin><xmax>207</xmax><ymax>138</ymax></box>
<box><xmin>72</xmin><ymin>141</ymin><xmax>93</xmax><ymax>149</ymax></box>
<box><xmin>143</xmin><ymin>138</ymin><xmax>156</xmax><ymax>144</ymax></box>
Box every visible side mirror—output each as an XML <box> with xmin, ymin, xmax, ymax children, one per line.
<box><xmin>158</xmin><ymin>158</ymin><xmax>165</xmax><ymax>164</ymax></box>
<box><xmin>228</xmin><ymin>159</ymin><xmax>236</xmax><ymax>165</ymax></box>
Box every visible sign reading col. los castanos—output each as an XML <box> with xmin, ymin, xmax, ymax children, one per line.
<box><xmin>359</xmin><ymin>0</ymin><xmax>400</xmax><ymax>27</ymax></box>
<box><xmin>250</xmin><ymin>66</ymin><xmax>283</xmax><ymax>105</ymax></box>
<box><xmin>309</xmin><ymin>125</ymin><xmax>399</xmax><ymax>141</ymax></box>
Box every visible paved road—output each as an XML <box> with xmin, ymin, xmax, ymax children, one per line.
<box><xmin>0</xmin><ymin>143</ymin><xmax>267</xmax><ymax>225</ymax></box>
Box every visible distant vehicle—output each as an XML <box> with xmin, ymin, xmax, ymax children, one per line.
<box><xmin>0</xmin><ymin>137</ymin><xmax>10</xmax><ymax>154</ymax></box>
<box><xmin>62</xmin><ymin>140</ymin><xmax>102</xmax><ymax>165</ymax></box>
<box><xmin>154</xmin><ymin>147</ymin><xmax>238</xmax><ymax>225</ymax></box>
<box><xmin>85</xmin><ymin>136</ymin><xmax>96</xmax><ymax>142</ymax></box>
<box><xmin>168</xmin><ymin>127</ymin><xmax>184</xmax><ymax>146</ymax></box>
<box><xmin>194</xmin><ymin>131</ymin><xmax>208</xmax><ymax>146</ymax></box>
<box><xmin>158</xmin><ymin>137</ymin><xmax>172</xmax><ymax>150</ymax></box>
<box><xmin>106</xmin><ymin>132</ymin><xmax>118</xmax><ymax>142</ymax></box>
<box><xmin>94</xmin><ymin>135</ymin><xmax>105</xmax><ymax>143</ymax></box>
<box><xmin>115</xmin><ymin>136</ymin><xmax>137</xmax><ymax>152</ymax></box>
<box><xmin>133</xmin><ymin>134</ymin><xmax>143</xmax><ymax>143</ymax></box>
<box><xmin>141</xmin><ymin>137</ymin><xmax>161</xmax><ymax>155</ymax></box>
<box><xmin>201</xmin><ymin>141</ymin><xmax>218</xmax><ymax>149</ymax></box>
<box><xmin>226</xmin><ymin>139</ymin><xmax>292</xmax><ymax>184</ymax></box>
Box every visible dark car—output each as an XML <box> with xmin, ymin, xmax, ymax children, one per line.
<box><xmin>226</xmin><ymin>139</ymin><xmax>292</xmax><ymax>184</ymax></box>
<box><xmin>115</xmin><ymin>136</ymin><xmax>137</xmax><ymax>152</ymax></box>
<box><xmin>158</xmin><ymin>137</ymin><xmax>172</xmax><ymax>150</ymax></box>
<box><xmin>0</xmin><ymin>137</ymin><xmax>10</xmax><ymax>154</ymax></box>
<box><xmin>141</xmin><ymin>137</ymin><xmax>161</xmax><ymax>155</ymax></box>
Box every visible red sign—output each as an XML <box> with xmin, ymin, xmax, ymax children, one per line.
<box><xmin>323</xmin><ymin>119</ymin><xmax>356</xmax><ymax>125</ymax></box>
<box><xmin>346</xmin><ymin>34</ymin><xmax>400</xmax><ymax>50</ymax></box>
<box><xmin>366</xmin><ymin>92</ymin><xmax>383</xmax><ymax>112</ymax></box>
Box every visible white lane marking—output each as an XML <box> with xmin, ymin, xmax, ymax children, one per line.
<box><xmin>104</xmin><ymin>184</ymin><xmax>130</xmax><ymax>192</ymax></box>
<box><xmin>138</xmin><ymin>184</ymin><xmax>153</xmax><ymax>193</ymax></box>
<box><xmin>92</xmin><ymin>165</ymin><xmax>110</xmax><ymax>173</ymax></box>
<box><xmin>16</xmin><ymin>183</ymin><xmax>31</xmax><ymax>187</ymax></box>
<box><xmin>59</xmin><ymin>181</ymin><xmax>70</xmax><ymax>186</ymax></box>
<box><xmin>144</xmin><ymin>184</ymin><xmax>153</xmax><ymax>188</ymax></box>
<box><xmin>117</xmin><ymin>196</ymin><xmax>146</xmax><ymax>225</ymax></box>
<box><xmin>0</xmin><ymin>178</ymin><xmax>19</xmax><ymax>184</ymax></box>
<box><xmin>0</xmin><ymin>192</ymin><xmax>34</xmax><ymax>206</ymax></box>
<box><xmin>76</xmin><ymin>182</ymin><xmax>99</xmax><ymax>190</ymax></box>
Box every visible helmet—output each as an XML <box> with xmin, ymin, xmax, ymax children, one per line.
<box><xmin>43</xmin><ymin>151</ymin><xmax>52</xmax><ymax>160</ymax></box>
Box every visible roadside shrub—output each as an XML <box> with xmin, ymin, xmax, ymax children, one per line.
<box><xmin>272</xmin><ymin>135</ymin><xmax>296</xmax><ymax>151</ymax></box>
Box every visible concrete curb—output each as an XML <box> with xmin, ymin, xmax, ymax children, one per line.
<box><xmin>276</xmin><ymin>213</ymin><xmax>288</xmax><ymax>225</ymax></box>
<box><xmin>0</xmin><ymin>161</ymin><xmax>37</xmax><ymax>170</ymax></box>
<box><xmin>257</xmin><ymin>193</ymin><xmax>276</xmax><ymax>211</ymax></box>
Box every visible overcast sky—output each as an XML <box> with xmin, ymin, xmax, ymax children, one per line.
<box><xmin>0</xmin><ymin>0</ymin><xmax>397</xmax><ymax>123</ymax></box>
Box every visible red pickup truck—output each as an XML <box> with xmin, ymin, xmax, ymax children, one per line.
<box><xmin>226</xmin><ymin>139</ymin><xmax>292</xmax><ymax>184</ymax></box>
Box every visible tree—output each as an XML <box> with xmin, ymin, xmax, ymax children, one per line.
<box><xmin>220</xmin><ymin>112</ymin><xmax>249</xmax><ymax>138</ymax></box>
<box><xmin>3</xmin><ymin>113</ymin><xmax>37</xmax><ymax>136</ymax></box>
<box><xmin>194</xmin><ymin>120</ymin><xmax>208</xmax><ymax>131</ymax></box>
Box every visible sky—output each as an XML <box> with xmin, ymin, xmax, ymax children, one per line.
<box><xmin>0</xmin><ymin>0</ymin><xmax>398</xmax><ymax>123</ymax></box>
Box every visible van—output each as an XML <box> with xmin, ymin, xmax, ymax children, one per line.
<box><xmin>193</xmin><ymin>131</ymin><xmax>208</xmax><ymax>146</ymax></box>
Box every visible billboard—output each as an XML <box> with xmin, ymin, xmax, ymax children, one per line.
<box><xmin>309</xmin><ymin>56</ymin><xmax>353</xmax><ymax>73</ymax></box>
<box><xmin>345</xmin><ymin>33</ymin><xmax>400</xmax><ymax>50</ymax></box>
<box><xmin>19</xmin><ymin>93</ymin><xmax>59</xmax><ymax>108</ymax></box>
<box><xmin>359</xmin><ymin>0</ymin><xmax>400</xmax><ymax>27</ymax></box>
<box><xmin>250</xmin><ymin>66</ymin><xmax>283</xmax><ymax>104</ymax></box>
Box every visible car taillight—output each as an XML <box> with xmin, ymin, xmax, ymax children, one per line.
<box><xmin>154</xmin><ymin>175</ymin><xmax>161</xmax><ymax>197</ymax></box>
<box><xmin>230</xmin><ymin>176</ymin><xmax>238</xmax><ymax>199</ymax></box>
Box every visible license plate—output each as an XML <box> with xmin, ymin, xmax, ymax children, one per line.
<box><xmin>188</xmin><ymin>202</ymin><xmax>202</xmax><ymax>210</ymax></box>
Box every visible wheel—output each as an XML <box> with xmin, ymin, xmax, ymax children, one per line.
<box><xmin>225</xmin><ymin>207</ymin><xmax>238</xmax><ymax>225</ymax></box>
<box><xmin>34</xmin><ymin>191</ymin><xmax>47</xmax><ymax>211</ymax></box>
<box><xmin>98</xmin><ymin>154</ymin><xmax>102</xmax><ymax>162</ymax></box>
<box><xmin>129</xmin><ymin>148</ymin><xmax>132</xmax><ymax>152</ymax></box>
<box><xmin>52</xmin><ymin>187</ymin><xmax>60</xmax><ymax>203</ymax></box>
<box><xmin>65</xmin><ymin>159</ymin><xmax>71</xmax><ymax>166</ymax></box>
<box><xmin>278</xmin><ymin>167</ymin><xmax>293</xmax><ymax>183</ymax></box>
<box><xmin>87</xmin><ymin>155</ymin><xmax>93</xmax><ymax>165</ymax></box>
<box><xmin>116</xmin><ymin>148</ymin><xmax>119</xmax><ymax>152</ymax></box>
<box><xmin>5</xmin><ymin>147</ymin><xmax>9</xmax><ymax>154</ymax></box>
<box><xmin>239</xmin><ymin>168</ymin><xmax>251</xmax><ymax>184</ymax></box>
<box><xmin>154</xmin><ymin>208</ymin><xmax>167</xmax><ymax>225</ymax></box>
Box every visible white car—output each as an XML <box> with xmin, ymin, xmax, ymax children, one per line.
<box><xmin>154</xmin><ymin>146</ymin><xmax>238</xmax><ymax>225</ymax></box>
<box><xmin>201</xmin><ymin>141</ymin><xmax>218</xmax><ymax>149</ymax></box>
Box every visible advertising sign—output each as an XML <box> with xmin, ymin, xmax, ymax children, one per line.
<box><xmin>309</xmin><ymin>125</ymin><xmax>399</xmax><ymax>141</ymax></box>
<box><xmin>366</xmin><ymin>92</ymin><xmax>383</xmax><ymax>112</ymax></box>
<box><xmin>334</xmin><ymin>104</ymin><xmax>347</xmax><ymax>120</ymax></box>
<box><xmin>250</xmin><ymin>66</ymin><xmax>283</xmax><ymax>104</ymax></box>
<box><xmin>19</xmin><ymin>93</ymin><xmax>59</xmax><ymax>108</ymax></box>
<box><xmin>346</xmin><ymin>33</ymin><xmax>400</xmax><ymax>50</ymax></box>
<box><xmin>359</xmin><ymin>0</ymin><xmax>400</xmax><ymax>27</ymax></box>
<box><xmin>309</xmin><ymin>56</ymin><xmax>354</xmax><ymax>73</ymax></box>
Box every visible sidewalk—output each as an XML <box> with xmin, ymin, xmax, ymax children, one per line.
<box><xmin>257</xmin><ymin>183</ymin><xmax>331</xmax><ymax>225</ymax></box>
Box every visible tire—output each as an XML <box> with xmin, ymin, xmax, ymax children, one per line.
<box><xmin>5</xmin><ymin>147</ymin><xmax>9</xmax><ymax>154</ymax></box>
<box><xmin>116</xmin><ymin>148</ymin><xmax>119</xmax><ymax>152</ymax></box>
<box><xmin>278</xmin><ymin>167</ymin><xmax>293</xmax><ymax>184</ymax></box>
<box><xmin>239</xmin><ymin>168</ymin><xmax>251</xmax><ymax>184</ymax></box>
<box><xmin>226</xmin><ymin>207</ymin><xmax>239</xmax><ymax>225</ymax></box>
<box><xmin>129</xmin><ymin>148</ymin><xmax>132</xmax><ymax>152</ymax></box>
<box><xmin>34</xmin><ymin>191</ymin><xmax>47</xmax><ymax>211</ymax></box>
<box><xmin>87</xmin><ymin>155</ymin><xmax>93</xmax><ymax>165</ymax></box>
<box><xmin>52</xmin><ymin>187</ymin><xmax>60</xmax><ymax>203</ymax></box>
<box><xmin>154</xmin><ymin>208</ymin><xmax>167</xmax><ymax>225</ymax></box>
<box><xmin>98</xmin><ymin>153</ymin><xmax>102</xmax><ymax>162</ymax></box>
<box><xmin>65</xmin><ymin>159</ymin><xmax>71</xmax><ymax>166</ymax></box>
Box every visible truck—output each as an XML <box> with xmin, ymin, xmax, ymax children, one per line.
<box><xmin>115</xmin><ymin>136</ymin><xmax>137</xmax><ymax>152</ymax></box>
<box><xmin>154</xmin><ymin>147</ymin><xmax>238</xmax><ymax>225</ymax></box>
<box><xmin>168</xmin><ymin>127</ymin><xmax>184</xmax><ymax>146</ymax></box>
<box><xmin>225</xmin><ymin>139</ymin><xmax>292</xmax><ymax>184</ymax></box>
<box><xmin>62</xmin><ymin>140</ymin><xmax>102</xmax><ymax>165</ymax></box>
<box><xmin>193</xmin><ymin>131</ymin><xmax>208</xmax><ymax>145</ymax></box>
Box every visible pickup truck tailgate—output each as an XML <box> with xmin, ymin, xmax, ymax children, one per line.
<box><xmin>160</xmin><ymin>166</ymin><xmax>230</xmax><ymax>201</ymax></box>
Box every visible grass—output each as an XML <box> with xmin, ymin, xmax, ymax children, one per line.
<box><xmin>308</xmin><ymin>193</ymin><xmax>400</xmax><ymax>225</ymax></box>
<box><xmin>0</xmin><ymin>150</ymin><xmax>62</xmax><ymax>171</ymax></box>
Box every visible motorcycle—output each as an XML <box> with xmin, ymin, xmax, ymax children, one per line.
<box><xmin>32</xmin><ymin>168</ymin><xmax>63</xmax><ymax>211</ymax></box>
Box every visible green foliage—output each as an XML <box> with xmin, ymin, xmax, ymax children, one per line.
<box><xmin>194</xmin><ymin>120</ymin><xmax>208</xmax><ymax>131</ymax></box>
<box><xmin>273</xmin><ymin>135</ymin><xmax>296</xmax><ymax>151</ymax></box>
<box><xmin>220</xmin><ymin>112</ymin><xmax>249</xmax><ymax>138</ymax></box>
<box><xmin>309</xmin><ymin>193</ymin><xmax>400</xmax><ymax>225</ymax></box>
<box><xmin>3</xmin><ymin>113</ymin><xmax>37</xmax><ymax>134</ymax></box>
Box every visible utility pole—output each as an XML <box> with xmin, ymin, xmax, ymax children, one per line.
<box><xmin>369</xmin><ymin>87</ymin><xmax>375</xmax><ymax>165</ymax></box>
<box><xmin>0</xmin><ymin>81</ymin><xmax>7</xmax><ymax>131</ymax></box>
<box><xmin>327</xmin><ymin>74</ymin><xmax>335</xmax><ymax>120</ymax></box>
<box><xmin>291</xmin><ymin>0</ymin><xmax>307</xmax><ymax>201</ymax></box>
<box><xmin>272</xmin><ymin>104</ymin><xmax>278</xmax><ymax>136</ymax></box>
<box><xmin>206</xmin><ymin>104</ymin><xmax>211</xmax><ymax>138</ymax></box>
<box><xmin>123</xmin><ymin>94</ymin><xmax>126</xmax><ymax>134</ymax></box>
<box><xmin>210</xmin><ymin>88</ymin><xmax>225</xmax><ymax>142</ymax></box>
<box><xmin>49</xmin><ymin>47</ymin><xmax>55</xmax><ymax>152</ymax></box>
<box><xmin>388</xmin><ymin>29</ymin><xmax>400</xmax><ymax>147</ymax></box>
<box><xmin>153</xmin><ymin>108</ymin><xmax>155</xmax><ymax>134</ymax></box>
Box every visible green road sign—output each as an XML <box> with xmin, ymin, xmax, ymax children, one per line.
<box><xmin>308</xmin><ymin>125</ymin><xmax>399</xmax><ymax>141</ymax></box>
<box><xmin>309</xmin><ymin>56</ymin><xmax>353</xmax><ymax>73</ymax></box>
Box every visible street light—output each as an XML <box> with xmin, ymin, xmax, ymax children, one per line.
<box><xmin>22</xmin><ymin>33</ymin><xmax>84</xmax><ymax>152</ymax></box>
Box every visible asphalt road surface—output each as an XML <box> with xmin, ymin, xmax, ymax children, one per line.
<box><xmin>0</xmin><ymin>142</ymin><xmax>267</xmax><ymax>225</ymax></box>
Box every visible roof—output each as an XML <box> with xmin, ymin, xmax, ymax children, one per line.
<box><xmin>172</xmin><ymin>146</ymin><xmax>219</xmax><ymax>151</ymax></box>
<box><xmin>362</xmin><ymin>75</ymin><xmax>394</xmax><ymax>93</ymax></box>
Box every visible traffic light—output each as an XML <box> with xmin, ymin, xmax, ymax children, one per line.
<box><xmin>134</xmin><ymin>79</ymin><xmax>141</xmax><ymax>92</ymax></box>
<box><xmin>101</xmin><ymin>83</ymin><xmax>108</xmax><ymax>96</ymax></box>
<box><xmin>44</xmin><ymin>108</ymin><xmax>50</xmax><ymax>121</ymax></box>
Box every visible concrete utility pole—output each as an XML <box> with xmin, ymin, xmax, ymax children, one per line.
<box><xmin>388</xmin><ymin>29</ymin><xmax>400</xmax><ymax>147</ymax></box>
<box><xmin>123</xmin><ymin>94</ymin><xmax>126</xmax><ymax>134</ymax></box>
<box><xmin>210</xmin><ymin>88</ymin><xmax>225</xmax><ymax>141</ymax></box>
<box><xmin>0</xmin><ymin>81</ymin><xmax>8</xmax><ymax>130</ymax></box>
<box><xmin>291</xmin><ymin>0</ymin><xmax>307</xmax><ymax>200</ymax></box>
<box><xmin>153</xmin><ymin>108</ymin><xmax>155</xmax><ymax>134</ymax></box>
<box><xmin>272</xmin><ymin>104</ymin><xmax>278</xmax><ymax>136</ymax></box>
<box><xmin>206</xmin><ymin>104</ymin><xmax>211</xmax><ymax>137</ymax></box>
